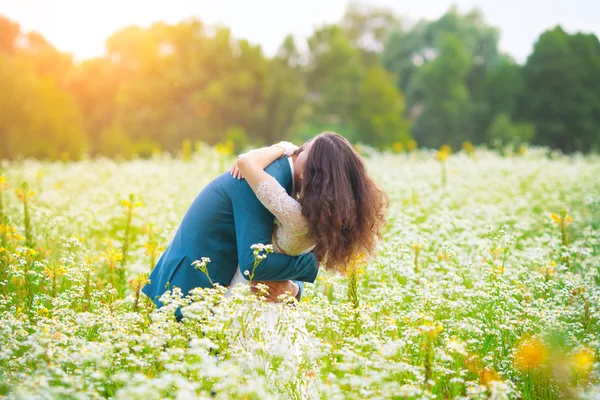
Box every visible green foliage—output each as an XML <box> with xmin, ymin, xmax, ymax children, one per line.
<box><xmin>410</xmin><ymin>34</ymin><xmax>472</xmax><ymax>148</ymax></box>
<box><xmin>487</xmin><ymin>113</ymin><xmax>535</xmax><ymax>150</ymax></box>
<box><xmin>382</xmin><ymin>7</ymin><xmax>508</xmax><ymax>148</ymax></box>
<box><xmin>0</xmin><ymin>15</ymin><xmax>20</xmax><ymax>54</ymax></box>
<box><xmin>341</xmin><ymin>2</ymin><xmax>401</xmax><ymax>67</ymax></box>
<box><xmin>262</xmin><ymin>36</ymin><xmax>308</xmax><ymax>144</ymax></box>
<box><xmin>67</xmin><ymin>57</ymin><xmax>123</xmax><ymax>155</ymax></box>
<box><xmin>306</xmin><ymin>25</ymin><xmax>364</xmax><ymax>125</ymax></box>
<box><xmin>131</xmin><ymin>139</ymin><xmax>161</xmax><ymax>159</ymax></box>
<box><xmin>383</xmin><ymin>7</ymin><xmax>500</xmax><ymax>97</ymax></box>
<box><xmin>1</xmin><ymin>5</ymin><xmax>600</xmax><ymax>156</ymax></box>
<box><xmin>471</xmin><ymin>57</ymin><xmax>525</xmax><ymax>144</ymax></box>
<box><xmin>294</xmin><ymin>121</ymin><xmax>359</xmax><ymax>144</ymax></box>
<box><xmin>353</xmin><ymin>66</ymin><xmax>410</xmax><ymax>148</ymax></box>
<box><xmin>305</xmin><ymin>22</ymin><xmax>411</xmax><ymax>148</ymax></box>
<box><xmin>98</xmin><ymin>123</ymin><xmax>133</xmax><ymax>159</ymax></box>
<box><xmin>0</xmin><ymin>55</ymin><xmax>85</xmax><ymax>160</ymax></box>
<box><xmin>522</xmin><ymin>26</ymin><xmax>600</xmax><ymax>152</ymax></box>
<box><xmin>224</xmin><ymin>127</ymin><xmax>249</xmax><ymax>154</ymax></box>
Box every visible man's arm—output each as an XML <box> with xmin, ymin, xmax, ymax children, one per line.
<box><xmin>230</xmin><ymin>159</ymin><xmax>318</xmax><ymax>284</ymax></box>
<box><xmin>233</xmin><ymin>195</ymin><xmax>318</xmax><ymax>282</ymax></box>
<box><xmin>295</xmin><ymin>281</ymin><xmax>304</xmax><ymax>299</ymax></box>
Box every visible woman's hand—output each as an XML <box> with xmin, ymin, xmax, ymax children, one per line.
<box><xmin>231</xmin><ymin>149</ymin><xmax>255</xmax><ymax>179</ymax></box>
<box><xmin>273</xmin><ymin>141</ymin><xmax>299</xmax><ymax>157</ymax></box>
<box><xmin>230</xmin><ymin>142</ymin><xmax>298</xmax><ymax>180</ymax></box>
<box><xmin>231</xmin><ymin>155</ymin><xmax>246</xmax><ymax>179</ymax></box>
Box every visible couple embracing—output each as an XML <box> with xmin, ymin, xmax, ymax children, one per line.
<box><xmin>143</xmin><ymin>132</ymin><xmax>388</xmax><ymax>321</ymax></box>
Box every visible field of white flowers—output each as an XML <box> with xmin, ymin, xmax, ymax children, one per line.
<box><xmin>0</xmin><ymin>146</ymin><xmax>599</xmax><ymax>399</ymax></box>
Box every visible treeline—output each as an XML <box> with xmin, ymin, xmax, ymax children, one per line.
<box><xmin>1</xmin><ymin>3</ymin><xmax>599</xmax><ymax>159</ymax></box>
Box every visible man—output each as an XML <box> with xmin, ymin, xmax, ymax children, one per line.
<box><xmin>142</xmin><ymin>142</ymin><xmax>318</xmax><ymax>315</ymax></box>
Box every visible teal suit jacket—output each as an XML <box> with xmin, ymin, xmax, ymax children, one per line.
<box><xmin>142</xmin><ymin>157</ymin><xmax>318</xmax><ymax>307</ymax></box>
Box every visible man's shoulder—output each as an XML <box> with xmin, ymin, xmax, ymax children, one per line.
<box><xmin>215</xmin><ymin>157</ymin><xmax>291</xmax><ymax>202</ymax></box>
<box><xmin>265</xmin><ymin>157</ymin><xmax>292</xmax><ymax>190</ymax></box>
<box><xmin>264</xmin><ymin>156</ymin><xmax>289</xmax><ymax>174</ymax></box>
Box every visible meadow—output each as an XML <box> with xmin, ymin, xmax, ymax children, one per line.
<box><xmin>0</xmin><ymin>145</ymin><xmax>599</xmax><ymax>399</ymax></box>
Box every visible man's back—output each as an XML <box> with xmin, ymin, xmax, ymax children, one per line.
<box><xmin>143</xmin><ymin>157</ymin><xmax>318</xmax><ymax>307</ymax></box>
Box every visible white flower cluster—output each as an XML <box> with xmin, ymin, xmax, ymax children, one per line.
<box><xmin>191</xmin><ymin>257</ymin><xmax>211</xmax><ymax>270</ymax></box>
<box><xmin>251</xmin><ymin>243</ymin><xmax>274</xmax><ymax>260</ymax></box>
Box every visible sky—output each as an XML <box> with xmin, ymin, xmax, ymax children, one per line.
<box><xmin>1</xmin><ymin>0</ymin><xmax>599</xmax><ymax>63</ymax></box>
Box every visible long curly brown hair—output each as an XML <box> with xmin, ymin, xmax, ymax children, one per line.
<box><xmin>298</xmin><ymin>132</ymin><xmax>389</xmax><ymax>273</ymax></box>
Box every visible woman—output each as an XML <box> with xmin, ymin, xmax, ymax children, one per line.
<box><xmin>226</xmin><ymin>132</ymin><xmax>388</xmax><ymax>296</ymax></box>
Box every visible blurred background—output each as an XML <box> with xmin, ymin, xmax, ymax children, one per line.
<box><xmin>0</xmin><ymin>0</ymin><xmax>599</xmax><ymax>159</ymax></box>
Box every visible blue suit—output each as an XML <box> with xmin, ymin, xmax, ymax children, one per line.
<box><xmin>142</xmin><ymin>157</ymin><xmax>318</xmax><ymax>307</ymax></box>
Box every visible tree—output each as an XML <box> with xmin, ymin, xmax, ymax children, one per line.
<box><xmin>67</xmin><ymin>57</ymin><xmax>124</xmax><ymax>154</ymax></box>
<box><xmin>0</xmin><ymin>55</ymin><xmax>86</xmax><ymax>159</ymax></box>
<box><xmin>410</xmin><ymin>34</ymin><xmax>471</xmax><ymax>148</ymax></box>
<box><xmin>487</xmin><ymin>113</ymin><xmax>535</xmax><ymax>150</ymax></box>
<box><xmin>305</xmin><ymin>24</ymin><xmax>363</xmax><ymax>125</ymax></box>
<box><xmin>341</xmin><ymin>2</ymin><xmax>401</xmax><ymax>67</ymax></box>
<box><xmin>0</xmin><ymin>15</ymin><xmax>20</xmax><ymax>54</ymax></box>
<box><xmin>19</xmin><ymin>31</ymin><xmax>74</xmax><ymax>86</ymax></box>
<box><xmin>471</xmin><ymin>56</ymin><xmax>525</xmax><ymax>144</ymax></box>
<box><xmin>382</xmin><ymin>7</ymin><xmax>500</xmax><ymax>97</ymax></box>
<box><xmin>353</xmin><ymin>66</ymin><xmax>410</xmax><ymax>148</ymax></box>
<box><xmin>522</xmin><ymin>26</ymin><xmax>600</xmax><ymax>152</ymax></box>
<box><xmin>381</xmin><ymin>6</ymin><xmax>504</xmax><ymax>146</ymax></box>
<box><xmin>108</xmin><ymin>20</ymin><xmax>298</xmax><ymax>151</ymax></box>
<box><xmin>261</xmin><ymin>35</ymin><xmax>308</xmax><ymax>144</ymax></box>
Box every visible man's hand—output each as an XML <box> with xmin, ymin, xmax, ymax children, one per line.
<box><xmin>250</xmin><ymin>280</ymin><xmax>299</xmax><ymax>302</ymax></box>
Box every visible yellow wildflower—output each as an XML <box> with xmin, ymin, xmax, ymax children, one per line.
<box><xmin>215</xmin><ymin>141</ymin><xmax>234</xmax><ymax>156</ymax></box>
<box><xmin>518</xmin><ymin>145</ymin><xmax>528</xmax><ymax>155</ymax></box>
<box><xmin>419</xmin><ymin>321</ymin><xmax>443</xmax><ymax>338</ymax></box>
<box><xmin>436</xmin><ymin>150</ymin><xmax>449</xmax><ymax>162</ymax></box>
<box><xmin>537</xmin><ymin>261</ymin><xmax>556</xmax><ymax>280</ymax></box>
<box><xmin>462</xmin><ymin>141</ymin><xmax>475</xmax><ymax>154</ymax></box>
<box><xmin>121</xmin><ymin>199</ymin><xmax>143</xmax><ymax>208</ymax></box>
<box><xmin>551</xmin><ymin>212</ymin><xmax>573</xmax><ymax>225</ymax></box>
<box><xmin>128</xmin><ymin>273</ymin><xmax>151</xmax><ymax>292</ymax></box>
<box><xmin>143</xmin><ymin>242</ymin><xmax>156</xmax><ymax>256</ymax></box>
<box><xmin>479</xmin><ymin>368</ymin><xmax>500</xmax><ymax>386</ymax></box>
<box><xmin>411</xmin><ymin>242</ymin><xmax>425</xmax><ymax>251</ymax></box>
<box><xmin>571</xmin><ymin>348</ymin><xmax>595</xmax><ymax>375</ymax></box>
<box><xmin>15</xmin><ymin>188</ymin><xmax>35</xmax><ymax>201</ymax></box>
<box><xmin>103</xmin><ymin>248</ymin><xmax>123</xmax><ymax>263</ymax></box>
<box><xmin>514</xmin><ymin>337</ymin><xmax>548</xmax><ymax>371</ymax></box>
<box><xmin>43</xmin><ymin>265</ymin><xmax>67</xmax><ymax>280</ymax></box>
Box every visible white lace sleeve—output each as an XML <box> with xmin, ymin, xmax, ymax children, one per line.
<box><xmin>255</xmin><ymin>178</ymin><xmax>310</xmax><ymax>236</ymax></box>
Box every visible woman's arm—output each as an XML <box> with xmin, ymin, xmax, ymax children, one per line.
<box><xmin>233</xmin><ymin>142</ymin><xmax>309</xmax><ymax>235</ymax></box>
<box><xmin>231</xmin><ymin>143</ymin><xmax>296</xmax><ymax>192</ymax></box>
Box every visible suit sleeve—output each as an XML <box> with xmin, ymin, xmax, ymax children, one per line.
<box><xmin>294</xmin><ymin>280</ymin><xmax>304</xmax><ymax>300</ymax></box>
<box><xmin>232</xmin><ymin>182</ymin><xmax>319</xmax><ymax>283</ymax></box>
